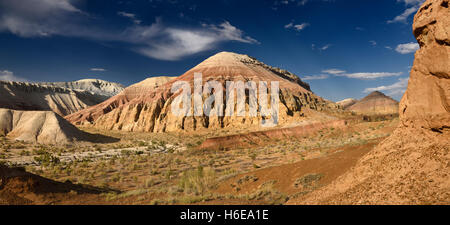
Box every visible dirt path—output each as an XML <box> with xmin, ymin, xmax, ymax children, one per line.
<box><xmin>213</xmin><ymin>138</ymin><xmax>382</xmax><ymax>199</ymax></box>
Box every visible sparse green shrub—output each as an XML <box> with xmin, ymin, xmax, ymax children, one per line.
<box><xmin>293</xmin><ymin>173</ymin><xmax>323</xmax><ymax>189</ymax></box>
<box><xmin>33</xmin><ymin>152</ymin><xmax>60</xmax><ymax>166</ymax></box>
<box><xmin>178</xmin><ymin>166</ymin><xmax>216</xmax><ymax>195</ymax></box>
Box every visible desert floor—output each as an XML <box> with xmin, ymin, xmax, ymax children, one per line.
<box><xmin>0</xmin><ymin>114</ymin><xmax>398</xmax><ymax>205</ymax></box>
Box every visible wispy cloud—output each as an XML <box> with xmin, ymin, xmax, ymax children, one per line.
<box><xmin>0</xmin><ymin>70</ymin><xmax>28</xmax><ymax>82</ymax></box>
<box><xmin>302</xmin><ymin>74</ymin><xmax>329</xmax><ymax>81</ymax></box>
<box><xmin>323</xmin><ymin>69</ymin><xmax>403</xmax><ymax>79</ymax></box>
<box><xmin>369</xmin><ymin>40</ymin><xmax>377</xmax><ymax>46</ymax></box>
<box><xmin>0</xmin><ymin>0</ymin><xmax>258</xmax><ymax>61</ymax></box>
<box><xmin>118</xmin><ymin>11</ymin><xmax>141</xmax><ymax>25</ymax></box>
<box><xmin>285</xmin><ymin>22</ymin><xmax>309</xmax><ymax>31</ymax></box>
<box><xmin>395</xmin><ymin>42</ymin><xmax>420</xmax><ymax>54</ymax></box>
<box><xmin>364</xmin><ymin>77</ymin><xmax>409</xmax><ymax>96</ymax></box>
<box><xmin>387</xmin><ymin>0</ymin><xmax>425</xmax><ymax>24</ymax></box>
<box><xmin>90</xmin><ymin>68</ymin><xmax>106</xmax><ymax>72</ymax></box>
<box><xmin>275</xmin><ymin>0</ymin><xmax>308</xmax><ymax>6</ymax></box>
<box><xmin>319</xmin><ymin>44</ymin><xmax>332</xmax><ymax>51</ymax></box>
<box><xmin>322</xmin><ymin>69</ymin><xmax>346</xmax><ymax>75</ymax></box>
<box><xmin>343</xmin><ymin>72</ymin><xmax>403</xmax><ymax>79</ymax></box>
<box><xmin>133</xmin><ymin>21</ymin><xmax>259</xmax><ymax>60</ymax></box>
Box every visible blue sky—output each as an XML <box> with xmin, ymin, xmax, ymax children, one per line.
<box><xmin>0</xmin><ymin>0</ymin><xmax>425</xmax><ymax>101</ymax></box>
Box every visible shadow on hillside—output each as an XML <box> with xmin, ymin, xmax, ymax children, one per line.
<box><xmin>83</xmin><ymin>132</ymin><xmax>120</xmax><ymax>144</ymax></box>
<box><xmin>0</xmin><ymin>165</ymin><xmax>121</xmax><ymax>195</ymax></box>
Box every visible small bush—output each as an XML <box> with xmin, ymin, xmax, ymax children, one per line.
<box><xmin>178</xmin><ymin>166</ymin><xmax>216</xmax><ymax>195</ymax></box>
<box><xmin>33</xmin><ymin>153</ymin><xmax>60</xmax><ymax>166</ymax></box>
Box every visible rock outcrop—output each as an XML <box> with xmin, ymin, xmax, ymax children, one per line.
<box><xmin>336</xmin><ymin>98</ymin><xmax>357</xmax><ymax>109</ymax></box>
<box><xmin>400</xmin><ymin>0</ymin><xmax>450</xmax><ymax>130</ymax></box>
<box><xmin>288</xmin><ymin>0</ymin><xmax>450</xmax><ymax>205</ymax></box>
<box><xmin>0</xmin><ymin>108</ymin><xmax>89</xmax><ymax>144</ymax></box>
<box><xmin>40</xmin><ymin>79</ymin><xmax>125</xmax><ymax>100</ymax></box>
<box><xmin>348</xmin><ymin>91</ymin><xmax>399</xmax><ymax>115</ymax></box>
<box><xmin>66</xmin><ymin>52</ymin><xmax>339</xmax><ymax>132</ymax></box>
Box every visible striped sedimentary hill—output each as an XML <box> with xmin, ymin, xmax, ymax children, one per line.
<box><xmin>66</xmin><ymin>52</ymin><xmax>339</xmax><ymax>132</ymax></box>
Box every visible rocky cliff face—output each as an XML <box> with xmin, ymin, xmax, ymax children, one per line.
<box><xmin>0</xmin><ymin>81</ymin><xmax>107</xmax><ymax>116</ymax></box>
<box><xmin>66</xmin><ymin>52</ymin><xmax>339</xmax><ymax>132</ymax></box>
<box><xmin>400</xmin><ymin>0</ymin><xmax>450</xmax><ymax>130</ymax></box>
<box><xmin>348</xmin><ymin>91</ymin><xmax>399</xmax><ymax>115</ymax></box>
<box><xmin>0</xmin><ymin>108</ymin><xmax>89</xmax><ymax>144</ymax></box>
<box><xmin>289</xmin><ymin>0</ymin><xmax>450</xmax><ymax>205</ymax></box>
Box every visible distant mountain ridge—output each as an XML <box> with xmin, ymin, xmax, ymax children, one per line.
<box><xmin>0</xmin><ymin>79</ymin><xmax>124</xmax><ymax>116</ymax></box>
<box><xmin>348</xmin><ymin>91</ymin><xmax>399</xmax><ymax>115</ymax></box>
<box><xmin>336</xmin><ymin>91</ymin><xmax>399</xmax><ymax>115</ymax></box>
<box><xmin>39</xmin><ymin>79</ymin><xmax>125</xmax><ymax>99</ymax></box>
<box><xmin>336</xmin><ymin>98</ymin><xmax>357</xmax><ymax>109</ymax></box>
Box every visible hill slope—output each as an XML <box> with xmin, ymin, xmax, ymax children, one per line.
<box><xmin>0</xmin><ymin>108</ymin><xmax>89</xmax><ymax>144</ymax></box>
<box><xmin>65</xmin><ymin>76</ymin><xmax>175</xmax><ymax>126</ymax></box>
<box><xmin>348</xmin><ymin>91</ymin><xmax>399</xmax><ymax>115</ymax></box>
<box><xmin>66</xmin><ymin>52</ymin><xmax>339</xmax><ymax>132</ymax></box>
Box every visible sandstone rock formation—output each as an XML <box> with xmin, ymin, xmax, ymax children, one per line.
<box><xmin>66</xmin><ymin>52</ymin><xmax>339</xmax><ymax>132</ymax></box>
<box><xmin>400</xmin><ymin>0</ymin><xmax>450</xmax><ymax>130</ymax></box>
<box><xmin>348</xmin><ymin>91</ymin><xmax>399</xmax><ymax>115</ymax></box>
<box><xmin>40</xmin><ymin>79</ymin><xmax>125</xmax><ymax>100</ymax></box>
<box><xmin>0</xmin><ymin>80</ymin><xmax>114</xmax><ymax>116</ymax></box>
<box><xmin>288</xmin><ymin>0</ymin><xmax>450</xmax><ymax>205</ymax></box>
<box><xmin>336</xmin><ymin>98</ymin><xmax>357</xmax><ymax>109</ymax></box>
<box><xmin>0</xmin><ymin>108</ymin><xmax>89</xmax><ymax>144</ymax></box>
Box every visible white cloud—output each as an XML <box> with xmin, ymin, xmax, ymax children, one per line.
<box><xmin>118</xmin><ymin>11</ymin><xmax>141</xmax><ymax>24</ymax></box>
<box><xmin>322</xmin><ymin>69</ymin><xmax>402</xmax><ymax>79</ymax></box>
<box><xmin>0</xmin><ymin>0</ymin><xmax>258</xmax><ymax>61</ymax></box>
<box><xmin>322</xmin><ymin>69</ymin><xmax>346</xmax><ymax>75</ymax></box>
<box><xmin>396</xmin><ymin>42</ymin><xmax>420</xmax><ymax>54</ymax></box>
<box><xmin>364</xmin><ymin>77</ymin><xmax>409</xmax><ymax>96</ymax></box>
<box><xmin>302</xmin><ymin>74</ymin><xmax>329</xmax><ymax>81</ymax></box>
<box><xmin>133</xmin><ymin>21</ymin><xmax>258</xmax><ymax>60</ymax></box>
<box><xmin>0</xmin><ymin>0</ymin><xmax>85</xmax><ymax>37</ymax></box>
<box><xmin>387</xmin><ymin>0</ymin><xmax>425</xmax><ymax>24</ymax></box>
<box><xmin>90</xmin><ymin>68</ymin><xmax>106</xmax><ymax>72</ymax></box>
<box><xmin>285</xmin><ymin>22</ymin><xmax>309</xmax><ymax>31</ymax></box>
<box><xmin>369</xmin><ymin>40</ymin><xmax>377</xmax><ymax>46</ymax></box>
<box><xmin>320</xmin><ymin>44</ymin><xmax>331</xmax><ymax>51</ymax></box>
<box><xmin>343</xmin><ymin>72</ymin><xmax>403</xmax><ymax>79</ymax></box>
<box><xmin>398</xmin><ymin>0</ymin><xmax>425</xmax><ymax>5</ymax></box>
<box><xmin>276</xmin><ymin>0</ymin><xmax>308</xmax><ymax>6</ymax></box>
<box><xmin>0</xmin><ymin>70</ymin><xmax>28</xmax><ymax>82</ymax></box>
<box><xmin>387</xmin><ymin>6</ymin><xmax>419</xmax><ymax>24</ymax></box>
<box><xmin>321</xmin><ymin>68</ymin><xmax>403</xmax><ymax>80</ymax></box>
